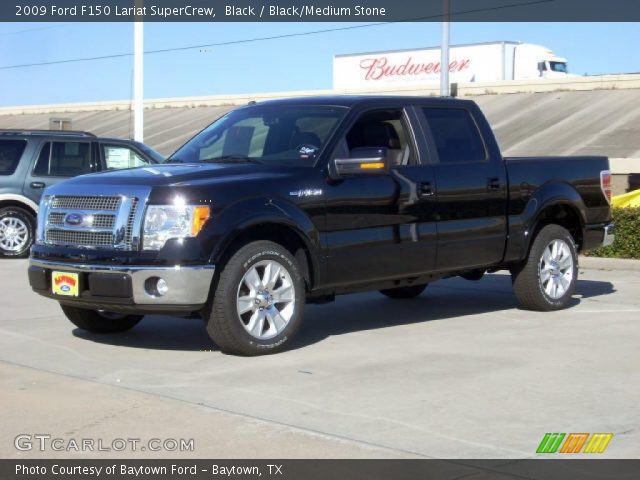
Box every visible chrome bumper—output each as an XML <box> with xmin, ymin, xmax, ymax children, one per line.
<box><xmin>29</xmin><ymin>259</ymin><xmax>215</xmax><ymax>305</ymax></box>
<box><xmin>603</xmin><ymin>223</ymin><xmax>615</xmax><ymax>247</ymax></box>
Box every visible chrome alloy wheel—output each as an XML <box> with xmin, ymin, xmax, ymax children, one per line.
<box><xmin>0</xmin><ymin>217</ymin><xmax>29</xmax><ymax>252</ymax></box>
<box><xmin>236</xmin><ymin>260</ymin><xmax>296</xmax><ymax>340</ymax></box>
<box><xmin>538</xmin><ymin>239</ymin><xmax>574</xmax><ymax>300</ymax></box>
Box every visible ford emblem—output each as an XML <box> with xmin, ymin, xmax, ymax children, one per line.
<box><xmin>64</xmin><ymin>213</ymin><xmax>84</xmax><ymax>226</ymax></box>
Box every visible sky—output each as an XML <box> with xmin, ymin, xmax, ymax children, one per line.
<box><xmin>0</xmin><ymin>21</ymin><xmax>638</xmax><ymax>106</ymax></box>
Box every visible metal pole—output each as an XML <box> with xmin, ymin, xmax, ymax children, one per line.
<box><xmin>133</xmin><ymin>10</ymin><xmax>144</xmax><ymax>142</ymax></box>
<box><xmin>440</xmin><ymin>0</ymin><xmax>450</xmax><ymax>97</ymax></box>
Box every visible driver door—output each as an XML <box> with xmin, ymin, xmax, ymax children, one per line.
<box><xmin>322</xmin><ymin>106</ymin><xmax>437</xmax><ymax>288</ymax></box>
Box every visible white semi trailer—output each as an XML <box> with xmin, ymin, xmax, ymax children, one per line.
<box><xmin>333</xmin><ymin>41</ymin><xmax>572</xmax><ymax>90</ymax></box>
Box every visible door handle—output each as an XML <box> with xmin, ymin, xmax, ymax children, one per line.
<box><xmin>418</xmin><ymin>182</ymin><xmax>434</xmax><ymax>197</ymax></box>
<box><xmin>487</xmin><ymin>177</ymin><xmax>501</xmax><ymax>192</ymax></box>
<box><xmin>30</xmin><ymin>182</ymin><xmax>46</xmax><ymax>189</ymax></box>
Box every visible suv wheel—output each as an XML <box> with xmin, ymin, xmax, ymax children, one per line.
<box><xmin>380</xmin><ymin>284</ymin><xmax>428</xmax><ymax>299</ymax></box>
<box><xmin>0</xmin><ymin>206</ymin><xmax>35</xmax><ymax>258</ymax></box>
<box><xmin>61</xmin><ymin>305</ymin><xmax>143</xmax><ymax>333</ymax></box>
<box><xmin>205</xmin><ymin>241</ymin><xmax>305</xmax><ymax>356</ymax></box>
<box><xmin>511</xmin><ymin>224</ymin><xmax>578</xmax><ymax>311</ymax></box>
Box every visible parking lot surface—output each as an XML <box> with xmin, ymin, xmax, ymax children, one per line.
<box><xmin>1</xmin><ymin>259</ymin><xmax>638</xmax><ymax>458</ymax></box>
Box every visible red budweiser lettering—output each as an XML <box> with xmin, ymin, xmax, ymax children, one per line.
<box><xmin>55</xmin><ymin>275</ymin><xmax>77</xmax><ymax>287</ymax></box>
<box><xmin>359</xmin><ymin>56</ymin><xmax>472</xmax><ymax>81</ymax></box>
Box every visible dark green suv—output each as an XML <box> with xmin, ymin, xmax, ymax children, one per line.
<box><xmin>0</xmin><ymin>130</ymin><xmax>163</xmax><ymax>257</ymax></box>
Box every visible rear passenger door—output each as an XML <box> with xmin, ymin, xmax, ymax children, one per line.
<box><xmin>22</xmin><ymin>140</ymin><xmax>95</xmax><ymax>204</ymax></box>
<box><xmin>418</xmin><ymin>105</ymin><xmax>508</xmax><ymax>271</ymax></box>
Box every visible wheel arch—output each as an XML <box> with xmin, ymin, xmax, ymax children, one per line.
<box><xmin>0</xmin><ymin>194</ymin><xmax>38</xmax><ymax>217</ymax></box>
<box><xmin>524</xmin><ymin>182</ymin><xmax>587</xmax><ymax>254</ymax></box>
<box><xmin>207</xmin><ymin>198</ymin><xmax>321</xmax><ymax>291</ymax></box>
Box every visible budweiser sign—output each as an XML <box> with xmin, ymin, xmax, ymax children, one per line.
<box><xmin>360</xmin><ymin>56</ymin><xmax>472</xmax><ymax>81</ymax></box>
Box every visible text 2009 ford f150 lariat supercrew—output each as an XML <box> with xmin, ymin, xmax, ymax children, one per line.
<box><xmin>28</xmin><ymin>96</ymin><xmax>614</xmax><ymax>355</ymax></box>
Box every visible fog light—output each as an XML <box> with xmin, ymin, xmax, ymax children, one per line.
<box><xmin>145</xmin><ymin>277</ymin><xmax>169</xmax><ymax>297</ymax></box>
<box><xmin>156</xmin><ymin>278</ymin><xmax>169</xmax><ymax>296</ymax></box>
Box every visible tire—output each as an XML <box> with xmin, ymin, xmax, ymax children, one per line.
<box><xmin>205</xmin><ymin>241</ymin><xmax>306</xmax><ymax>356</ymax></box>
<box><xmin>380</xmin><ymin>284</ymin><xmax>428</xmax><ymax>299</ymax></box>
<box><xmin>61</xmin><ymin>304</ymin><xmax>143</xmax><ymax>333</ymax></box>
<box><xmin>0</xmin><ymin>206</ymin><xmax>35</xmax><ymax>258</ymax></box>
<box><xmin>511</xmin><ymin>224</ymin><xmax>578</xmax><ymax>311</ymax></box>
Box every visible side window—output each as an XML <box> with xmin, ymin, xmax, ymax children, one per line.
<box><xmin>0</xmin><ymin>140</ymin><xmax>27</xmax><ymax>175</ymax></box>
<box><xmin>103</xmin><ymin>144</ymin><xmax>149</xmax><ymax>170</ymax></box>
<box><xmin>422</xmin><ymin>108</ymin><xmax>487</xmax><ymax>164</ymax></box>
<box><xmin>33</xmin><ymin>142</ymin><xmax>92</xmax><ymax>177</ymax></box>
<box><xmin>337</xmin><ymin>108</ymin><xmax>415</xmax><ymax>167</ymax></box>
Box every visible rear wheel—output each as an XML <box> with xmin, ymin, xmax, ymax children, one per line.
<box><xmin>205</xmin><ymin>241</ymin><xmax>305</xmax><ymax>356</ymax></box>
<box><xmin>61</xmin><ymin>305</ymin><xmax>143</xmax><ymax>333</ymax></box>
<box><xmin>0</xmin><ymin>206</ymin><xmax>35</xmax><ymax>258</ymax></box>
<box><xmin>511</xmin><ymin>224</ymin><xmax>578</xmax><ymax>311</ymax></box>
<box><xmin>379</xmin><ymin>284</ymin><xmax>428</xmax><ymax>299</ymax></box>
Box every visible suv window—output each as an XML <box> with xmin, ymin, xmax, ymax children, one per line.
<box><xmin>33</xmin><ymin>142</ymin><xmax>92</xmax><ymax>177</ymax></box>
<box><xmin>102</xmin><ymin>144</ymin><xmax>149</xmax><ymax>170</ymax></box>
<box><xmin>0</xmin><ymin>140</ymin><xmax>27</xmax><ymax>175</ymax></box>
<box><xmin>339</xmin><ymin>108</ymin><xmax>415</xmax><ymax>167</ymax></box>
<box><xmin>422</xmin><ymin>108</ymin><xmax>487</xmax><ymax>164</ymax></box>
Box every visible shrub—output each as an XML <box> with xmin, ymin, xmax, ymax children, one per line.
<box><xmin>586</xmin><ymin>207</ymin><xmax>640</xmax><ymax>259</ymax></box>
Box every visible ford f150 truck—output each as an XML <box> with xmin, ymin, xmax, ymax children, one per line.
<box><xmin>28</xmin><ymin>96</ymin><xmax>614</xmax><ymax>355</ymax></box>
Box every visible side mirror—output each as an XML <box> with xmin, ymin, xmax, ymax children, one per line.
<box><xmin>331</xmin><ymin>147</ymin><xmax>389</xmax><ymax>179</ymax></box>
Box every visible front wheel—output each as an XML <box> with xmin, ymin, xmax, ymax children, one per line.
<box><xmin>205</xmin><ymin>241</ymin><xmax>305</xmax><ymax>356</ymax></box>
<box><xmin>61</xmin><ymin>305</ymin><xmax>143</xmax><ymax>333</ymax></box>
<box><xmin>511</xmin><ymin>224</ymin><xmax>578</xmax><ymax>311</ymax></box>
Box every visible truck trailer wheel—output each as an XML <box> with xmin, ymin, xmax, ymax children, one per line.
<box><xmin>379</xmin><ymin>284</ymin><xmax>428</xmax><ymax>299</ymax></box>
<box><xmin>205</xmin><ymin>241</ymin><xmax>305</xmax><ymax>356</ymax></box>
<box><xmin>0</xmin><ymin>206</ymin><xmax>35</xmax><ymax>258</ymax></box>
<box><xmin>61</xmin><ymin>305</ymin><xmax>143</xmax><ymax>333</ymax></box>
<box><xmin>511</xmin><ymin>224</ymin><xmax>578</xmax><ymax>311</ymax></box>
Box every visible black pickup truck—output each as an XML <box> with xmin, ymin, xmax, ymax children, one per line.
<box><xmin>28</xmin><ymin>96</ymin><xmax>614</xmax><ymax>355</ymax></box>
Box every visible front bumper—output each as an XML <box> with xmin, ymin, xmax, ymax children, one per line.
<box><xmin>28</xmin><ymin>259</ymin><xmax>215</xmax><ymax>312</ymax></box>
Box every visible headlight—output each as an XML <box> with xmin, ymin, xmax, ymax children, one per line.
<box><xmin>142</xmin><ymin>205</ymin><xmax>210</xmax><ymax>250</ymax></box>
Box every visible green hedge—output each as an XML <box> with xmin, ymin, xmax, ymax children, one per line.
<box><xmin>586</xmin><ymin>207</ymin><xmax>640</xmax><ymax>259</ymax></box>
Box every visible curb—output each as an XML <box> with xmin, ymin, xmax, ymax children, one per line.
<box><xmin>579</xmin><ymin>256</ymin><xmax>640</xmax><ymax>271</ymax></box>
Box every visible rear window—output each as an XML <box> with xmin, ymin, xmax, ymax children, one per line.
<box><xmin>0</xmin><ymin>140</ymin><xmax>27</xmax><ymax>175</ymax></box>
<box><xmin>422</xmin><ymin>108</ymin><xmax>487</xmax><ymax>163</ymax></box>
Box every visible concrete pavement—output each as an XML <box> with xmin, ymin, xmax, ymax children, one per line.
<box><xmin>1</xmin><ymin>259</ymin><xmax>638</xmax><ymax>459</ymax></box>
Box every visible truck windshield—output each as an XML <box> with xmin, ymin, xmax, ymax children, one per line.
<box><xmin>549</xmin><ymin>62</ymin><xmax>568</xmax><ymax>73</ymax></box>
<box><xmin>169</xmin><ymin>105</ymin><xmax>347</xmax><ymax>167</ymax></box>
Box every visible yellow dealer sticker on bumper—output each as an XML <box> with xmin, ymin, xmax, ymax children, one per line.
<box><xmin>52</xmin><ymin>271</ymin><xmax>79</xmax><ymax>297</ymax></box>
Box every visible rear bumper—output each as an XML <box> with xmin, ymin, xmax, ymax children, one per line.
<box><xmin>583</xmin><ymin>222</ymin><xmax>615</xmax><ymax>251</ymax></box>
<box><xmin>28</xmin><ymin>259</ymin><xmax>215</xmax><ymax>313</ymax></box>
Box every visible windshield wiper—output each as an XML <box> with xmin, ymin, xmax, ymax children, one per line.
<box><xmin>202</xmin><ymin>155</ymin><xmax>264</xmax><ymax>165</ymax></box>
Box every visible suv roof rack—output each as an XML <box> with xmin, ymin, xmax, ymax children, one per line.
<box><xmin>0</xmin><ymin>129</ymin><xmax>96</xmax><ymax>137</ymax></box>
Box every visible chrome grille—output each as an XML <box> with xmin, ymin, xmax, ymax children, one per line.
<box><xmin>92</xmin><ymin>214</ymin><xmax>116</xmax><ymax>229</ymax></box>
<box><xmin>43</xmin><ymin>194</ymin><xmax>140</xmax><ymax>250</ymax></box>
<box><xmin>47</xmin><ymin>212</ymin><xmax>66</xmax><ymax>225</ymax></box>
<box><xmin>51</xmin><ymin>196</ymin><xmax>121</xmax><ymax>211</ymax></box>
<box><xmin>124</xmin><ymin>198</ymin><xmax>139</xmax><ymax>248</ymax></box>
<box><xmin>46</xmin><ymin>230</ymin><xmax>113</xmax><ymax>247</ymax></box>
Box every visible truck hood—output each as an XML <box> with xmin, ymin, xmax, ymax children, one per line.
<box><xmin>58</xmin><ymin>162</ymin><xmax>285</xmax><ymax>188</ymax></box>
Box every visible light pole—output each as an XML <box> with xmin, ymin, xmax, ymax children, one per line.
<box><xmin>440</xmin><ymin>0</ymin><xmax>450</xmax><ymax>97</ymax></box>
<box><xmin>133</xmin><ymin>2</ymin><xmax>144</xmax><ymax>142</ymax></box>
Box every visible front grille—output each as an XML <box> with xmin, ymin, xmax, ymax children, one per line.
<box><xmin>51</xmin><ymin>196</ymin><xmax>121</xmax><ymax>211</ymax></box>
<box><xmin>46</xmin><ymin>230</ymin><xmax>113</xmax><ymax>247</ymax></box>
<box><xmin>46</xmin><ymin>212</ymin><xmax>115</xmax><ymax>229</ymax></box>
<box><xmin>44</xmin><ymin>194</ymin><xmax>141</xmax><ymax>250</ymax></box>
<box><xmin>124</xmin><ymin>198</ymin><xmax>139</xmax><ymax>248</ymax></box>
<box><xmin>92</xmin><ymin>214</ymin><xmax>116</xmax><ymax>229</ymax></box>
<box><xmin>48</xmin><ymin>212</ymin><xmax>66</xmax><ymax>225</ymax></box>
